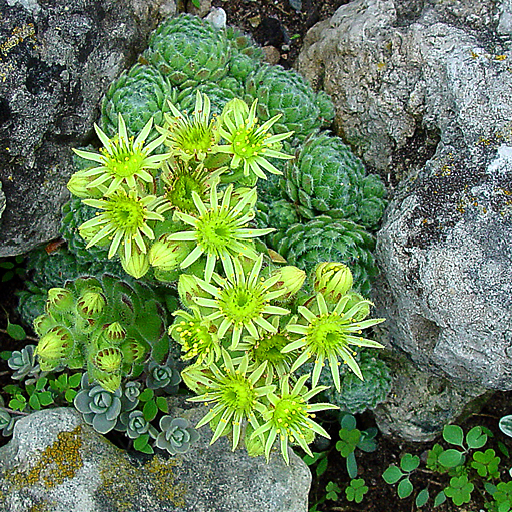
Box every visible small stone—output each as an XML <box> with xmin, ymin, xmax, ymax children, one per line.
<box><xmin>262</xmin><ymin>46</ymin><xmax>281</xmax><ymax>65</ymax></box>
<box><xmin>205</xmin><ymin>6</ymin><xmax>226</xmax><ymax>29</ymax></box>
<box><xmin>248</xmin><ymin>15</ymin><xmax>261</xmax><ymax>28</ymax></box>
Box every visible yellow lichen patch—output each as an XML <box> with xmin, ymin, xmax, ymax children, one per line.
<box><xmin>144</xmin><ymin>455</ymin><xmax>186</xmax><ymax>505</ymax></box>
<box><xmin>99</xmin><ymin>453</ymin><xmax>186</xmax><ymax>510</ymax></box>
<box><xmin>8</xmin><ymin>425</ymin><xmax>83</xmax><ymax>490</ymax></box>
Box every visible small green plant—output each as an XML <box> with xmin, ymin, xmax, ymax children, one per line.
<box><xmin>336</xmin><ymin>412</ymin><xmax>378</xmax><ymax>479</ymax></box>
<box><xmin>345</xmin><ymin>478</ymin><xmax>368</xmax><ymax>503</ymax></box>
<box><xmin>383</xmin><ymin>423</ymin><xmax>512</xmax><ymax>509</ymax></box>
<box><xmin>0</xmin><ymin>255</ymin><xmax>25</xmax><ymax>282</ymax></box>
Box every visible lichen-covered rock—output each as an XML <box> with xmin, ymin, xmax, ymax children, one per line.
<box><xmin>0</xmin><ymin>406</ymin><xmax>310</xmax><ymax>512</ymax></box>
<box><xmin>297</xmin><ymin>0</ymin><xmax>512</xmax><ymax>438</ymax></box>
<box><xmin>0</xmin><ymin>0</ymin><xmax>177</xmax><ymax>257</ymax></box>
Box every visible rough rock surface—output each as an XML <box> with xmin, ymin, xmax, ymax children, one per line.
<box><xmin>297</xmin><ymin>0</ymin><xmax>512</xmax><ymax>438</ymax></box>
<box><xmin>0</xmin><ymin>0</ymin><xmax>176</xmax><ymax>257</ymax></box>
<box><xmin>0</xmin><ymin>406</ymin><xmax>310</xmax><ymax>512</ymax></box>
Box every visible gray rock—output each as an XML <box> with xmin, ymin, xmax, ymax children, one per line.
<box><xmin>0</xmin><ymin>406</ymin><xmax>310</xmax><ymax>512</ymax></box>
<box><xmin>0</xmin><ymin>181</ymin><xmax>5</xmax><ymax>223</ymax></box>
<box><xmin>297</xmin><ymin>0</ymin><xmax>512</xmax><ymax>438</ymax></box>
<box><xmin>0</xmin><ymin>0</ymin><xmax>177</xmax><ymax>258</ymax></box>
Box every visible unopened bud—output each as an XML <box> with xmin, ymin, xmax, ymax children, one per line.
<box><xmin>36</xmin><ymin>326</ymin><xmax>74</xmax><ymax>361</ymax></box>
<box><xmin>76</xmin><ymin>289</ymin><xmax>106</xmax><ymax>319</ymax></box>
<box><xmin>342</xmin><ymin>291</ymin><xmax>371</xmax><ymax>321</ymax></box>
<box><xmin>120</xmin><ymin>339</ymin><xmax>147</xmax><ymax>365</ymax></box>
<box><xmin>93</xmin><ymin>347</ymin><xmax>123</xmax><ymax>373</ymax></box>
<box><xmin>33</xmin><ymin>314</ymin><xmax>56</xmax><ymax>337</ymax></box>
<box><xmin>46</xmin><ymin>287</ymin><xmax>74</xmax><ymax>313</ymax></box>
<box><xmin>103</xmin><ymin>322</ymin><xmax>126</xmax><ymax>344</ymax></box>
<box><xmin>270</xmin><ymin>266</ymin><xmax>306</xmax><ymax>301</ymax></box>
<box><xmin>178</xmin><ymin>273</ymin><xmax>203</xmax><ymax>308</ymax></box>
<box><xmin>91</xmin><ymin>368</ymin><xmax>122</xmax><ymax>393</ymax></box>
<box><xmin>313</xmin><ymin>262</ymin><xmax>353</xmax><ymax>303</ymax></box>
<box><xmin>121</xmin><ymin>246</ymin><xmax>150</xmax><ymax>279</ymax></box>
<box><xmin>149</xmin><ymin>238</ymin><xmax>189</xmax><ymax>270</ymax></box>
<box><xmin>67</xmin><ymin>171</ymin><xmax>91</xmax><ymax>198</ymax></box>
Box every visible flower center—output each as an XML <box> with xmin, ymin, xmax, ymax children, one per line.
<box><xmin>272</xmin><ymin>397</ymin><xmax>308</xmax><ymax>434</ymax></box>
<box><xmin>219</xmin><ymin>283</ymin><xmax>265</xmax><ymax>324</ymax></box>
<box><xmin>106</xmin><ymin>193</ymin><xmax>146</xmax><ymax>231</ymax></box>
<box><xmin>307</xmin><ymin>314</ymin><xmax>348</xmax><ymax>352</ymax></box>
<box><xmin>168</xmin><ymin>118</ymin><xmax>215</xmax><ymax>155</ymax></box>
<box><xmin>102</xmin><ymin>138</ymin><xmax>146</xmax><ymax>177</ymax></box>
<box><xmin>195</xmin><ymin>210</ymin><xmax>241</xmax><ymax>255</ymax></box>
<box><xmin>220</xmin><ymin>374</ymin><xmax>256</xmax><ymax>414</ymax></box>
<box><xmin>232</xmin><ymin>123</ymin><xmax>267</xmax><ymax>159</ymax></box>
<box><xmin>253</xmin><ymin>333</ymin><xmax>289</xmax><ymax>364</ymax></box>
<box><xmin>167</xmin><ymin>173</ymin><xmax>207</xmax><ymax>212</ymax></box>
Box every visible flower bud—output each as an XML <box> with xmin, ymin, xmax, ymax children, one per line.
<box><xmin>103</xmin><ymin>322</ymin><xmax>126</xmax><ymax>344</ymax></box>
<box><xmin>120</xmin><ymin>339</ymin><xmax>147</xmax><ymax>365</ymax></box>
<box><xmin>33</xmin><ymin>314</ymin><xmax>56</xmax><ymax>337</ymax></box>
<box><xmin>342</xmin><ymin>291</ymin><xmax>371</xmax><ymax>322</ymax></box>
<box><xmin>177</xmin><ymin>273</ymin><xmax>204</xmax><ymax>308</ymax></box>
<box><xmin>67</xmin><ymin>172</ymin><xmax>92</xmax><ymax>198</ymax></box>
<box><xmin>91</xmin><ymin>368</ymin><xmax>122</xmax><ymax>393</ymax></box>
<box><xmin>313</xmin><ymin>262</ymin><xmax>353</xmax><ymax>303</ymax></box>
<box><xmin>46</xmin><ymin>287</ymin><xmax>74</xmax><ymax>313</ymax></box>
<box><xmin>121</xmin><ymin>246</ymin><xmax>150</xmax><ymax>279</ymax></box>
<box><xmin>93</xmin><ymin>347</ymin><xmax>123</xmax><ymax>374</ymax></box>
<box><xmin>148</xmin><ymin>238</ymin><xmax>189</xmax><ymax>270</ymax></box>
<box><xmin>76</xmin><ymin>290</ymin><xmax>106</xmax><ymax>320</ymax></box>
<box><xmin>36</xmin><ymin>326</ymin><xmax>74</xmax><ymax>362</ymax></box>
<box><xmin>270</xmin><ymin>266</ymin><xmax>306</xmax><ymax>302</ymax></box>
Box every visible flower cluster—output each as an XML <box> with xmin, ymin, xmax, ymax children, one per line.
<box><xmin>27</xmin><ymin>71</ymin><xmax>385</xmax><ymax>463</ymax></box>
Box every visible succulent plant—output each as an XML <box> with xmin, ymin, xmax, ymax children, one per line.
<box><xmin>0</xmin><ymin>408</ymin><xmax>17</xmax><ymax>437</ymax></box>
<box><xmin>244</xmin><ymin>64</ymin><xmax>334</xmax><ymax>143</ymax></box>
<box><xmin>323</xmin><ymin>351</ymin><xmax>392</xmax><ymax>415</ymax></box>
<box><xmin>118</xmin><ymin>410</ymin><xmax>158</xmax><ymax>440</ymax></box>
<box><xmin>74</xmin><ymin>373</ymin><xmax>127</xmax><ymax>434</ymax></box>
<box><xmin>155</xmin><ymin>416</ymin><xmax>200</xmax><ymax>455</ymax></box>
<box><xmin>177</xmin><ymin>81</ymin><xmax>241</xmax><ymax>117</ymax></box>
<box><xmin>272</xmin><ymin>216</ymin><xmax>379</xmax><ymax>296</ymax></box>
<box><xmin>225</xmin><ymin>26</ymin><xmax>263</xmax><ymax>83</ymax></box>
<box><xmin>282</xmin><ymin>132</ymin><xmax>387</xmax><ymax>229</ymax></box>
<box><xmin>8</xmin><ymin>345</ymin><xmax>40</xmax><ymax>381</ymax></box>
<box><xmin>101</xmin><ymin>64</ymin><xmax>176</xmax><ymax>140</ymax></box>
<box><xmin>32</xmin><ymin>274</ymin><xmax>171</xmax><ymax>391</ymax></box>
<box><xmin>145</xmin><ymin>359</ymin><xmax>181</xmax><ymax>394</ymax></box>
<box><xmin>143</xmin><ymin>14</ymin><xmax>231</xmax><ymax>89</ymax></box>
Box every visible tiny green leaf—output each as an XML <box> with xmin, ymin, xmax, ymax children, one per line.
<box><xmin>383</xmin><ymin>465</ymin><xmax>404</xmax><ymax>484</ymax></box>
<box><xmin>346</xmin><ymin>451</ymin><xmax>358</xmax><ymax>479</ymax></box>
<box><xmin>143</xmin><ymin>399</ymin><xmax>158</xmax><ymax>422</ymax></box>
<box><xmin>29</xmin><ymin>393</ymin><xmax>41</xmax><ymax>410</ymax></box>
<box><xmin>397</xmin><ymin>477</ymin><xmax>413</xmax><ymax>498</ymax></box>
<box><xmin>434</xmin><ymin>491</ymin><xmax>446</xmax><ymax>507</ymax></box>
<box><xmin>316</xmin><ymin>456</ymin><xmax>328</xmax><ymax>477</ymax></box>
<box><xmin>6</xmin><ymin>321</ymin><xmax>26</xmax><ymax>341</ymax></box>
<box><xmin>65</xmin><ymin>389</ymin><xmax>78</xmax><ymax>403</ymax></box>
<box><xmin>443</xmin><ymin>424</ymin><xmax>464</xmax><ymax>447</ymax></box>
<box><xmin>138</xmin><ymin>388</ymin><xmax>154</xmax><ymax>402</ymax></box>
<box><xmin>400</xmin><ymin>453</ymin><xmax>420</xmax><ymax>472</ymax></box>
<box><xmin>466</xmin><ymin>425</ymin><xmax>487</xmax><ymax>449</ymax></box>
<box><xmin>68</xmin><ymin>373</ymin><xmax>83</xmax><ymax>388</ymax></box>
<box><xmin>38</xmin><ymin>391</ymin><xmax>54</xmax><ymax>407</ymax></box>
<box><xmin>156</xmin><ymin>396</ymin><xmax>168</xmax><ymax>413</ymax></box>
<box><xmin>438</xmin><ymin>448</ymin><xmax>464</xmax><ymax>468</ymax></box>
<box><xmin>415</xmin><ymin>488</ymin><xmax>429</xmax><ymax>507</ymax></box>
<box><xmin>133</xmin><ymin>434</ymin><xmax>154</xmax><ymax>454</ymax></box>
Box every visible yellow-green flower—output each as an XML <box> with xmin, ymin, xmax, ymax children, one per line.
<box><xmin>159</xmin><ymin>92</ymin><xmax>220</xmax><ymax>162</ymax></box>
<box><xmin>216</xmin><ymin>98</ymin><xmax>293</xmax><ymax>180</ymax></box>
<box><xmin>166</xmin><ymin>181</ymin><xmax>274</xmax><ymax>282</ymax></box>
<box><xmin>283</xmin><ymin>293</ymin><xmax>385</xmax><ymax>391</ymax></box>
<box><xmin>72</xmin><ymin>114</ymin><xmax>167</xmax><ymax>196</ymax></box>
<box><xmin>80</xmin><ymin>188</ymin><xmax>169</xmax><ymax>261</ymax></box>
<box><xmin>188</xmin><ymin>350</ymin><xmax>274</xmax><ymax>450</ymax></box>
<box><xmin>192</xmin><ymin>255</ymin><xmax>290</xmax><ymax>349</ymax></box>
<box><xmin>170</xmin><ymin>307</ymin><xmax>221</xmax><ymax>365</ymax></box>
<box><xmin>251</xmin><ymin>374</ymin><xmax>337</xmax><ymax>464</ymax></box>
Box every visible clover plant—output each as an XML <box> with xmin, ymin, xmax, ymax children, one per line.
<box><xmin>3</xmin><ymin>14</ymin><xmax>388</xmax><ymax>463</ymax></box>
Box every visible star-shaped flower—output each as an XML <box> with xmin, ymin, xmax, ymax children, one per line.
<box><xmin>166</xmin><ymin>181</ymin><xmax>274</xmax><ymax>282</ymax></box>
<box><xmin>71</xmin><ymin>114</ymin><xmax>167</xmax><ymax>196</ymax></box>
<box><xmin>283</xmin><ymin>293</ymin><xmax>385</xmax><ymax>391</ymax></box>
<box><xmin>192</xmin><ymin>255</ymin><xmax>290</xmax><ymax>350</ymax></box>
<box><xmin>216</xmin><ymin>98</ymin><xmax>293</xmax><ymax>181</ymax></box>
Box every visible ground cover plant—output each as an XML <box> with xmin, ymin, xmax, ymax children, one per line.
<box><xmin>0</xmin><ymin>13</ymin><xmax>389</xmax><ymax>466</ymax></box>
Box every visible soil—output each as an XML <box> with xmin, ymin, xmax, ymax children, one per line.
<box><xmin>2</xmin><ymin>2</ymin><xmax>512</xmax><ymax>512</ymax></box>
